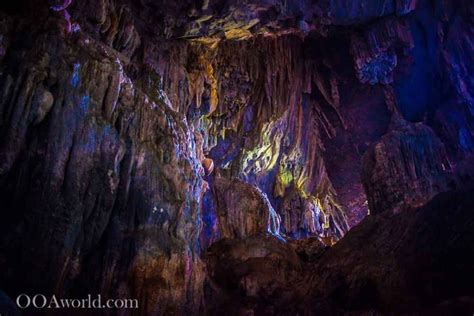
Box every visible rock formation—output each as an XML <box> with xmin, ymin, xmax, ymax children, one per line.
<box><xmin>205</xmin><ymin>235</ymin><xmax>302</xmax><ymax>315</ymax></box>
<box><xmin>0</xmin><ymin>17</ymin><xmax>206</xmax><ymax>314</ymax></box>
<box><xmin>362</xmin><ymin>118</ymin><xmax>453</xmax><ymax>214</ymax></box>
<box><xmin>204</xmin><ymin>187</ymin><xmax>474</xmax><ymax>315</ymax></box>
<box><xmin>305</xmin><ymin>186</ymin><xmax>474</xmax><ymax>314</ymax></box>
<box><xmin>0</xmin><ymin>0</ymin><xmax>473</xmax><ymax>314</ymax></box>
<box><xmin>212</xmin><ymin>177</ymin><xmax>283</xmax><ymax>239</ymax></box>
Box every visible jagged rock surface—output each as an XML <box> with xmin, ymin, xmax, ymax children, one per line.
<box><xmin>306</xmin><ymin>186</ymin><xmax>474</xmax><ymax>314</ymax></box>
<box><xmin>362</xmin><ymin>119</ymin><xmax>453</xmax><ymax>214</ymax></box>
<box><xmin>0</xmin><ymin>21</ymin><xmax>206</xmax><ymax>314</ymax></box>
<box><xmin>0</xmin><ymin>0</ymin><xmax>473</xmax><ymax>314</ymax></box>
<box><xmin>203</xmin><ymin>187</ymin><xmax>474</xmax><ymax>315</ymax></box>
<box><xmin>212</xmin><ymin>177</ymin><xmax>279</xmax><ymax>239</ymax></box>
<box><xmin>204</xmin><ymin>235</ymin><xmax>303</xmax><ymax>315</ymax></box>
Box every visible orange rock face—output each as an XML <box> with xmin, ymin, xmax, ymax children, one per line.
<box><xmin>202</xmin><ymin>158</ymin><xmax>214</xmax><ymax>175</ymax></box>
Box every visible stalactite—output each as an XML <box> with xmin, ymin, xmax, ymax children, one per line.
<box><xmin>1</xmin><ymin>0</ymin><xmax>474</xmax><ymax>314</ymax></box>
<box><xmin>191</xmin><ymin>34</ymin><xmax>350</xmax><ymax>240</ymax></box>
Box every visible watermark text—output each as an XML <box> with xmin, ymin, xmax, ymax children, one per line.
<box><xmin>16</xmin><ymin>294</ymin><xmax>138</xmax><ymax>310</ymax></box>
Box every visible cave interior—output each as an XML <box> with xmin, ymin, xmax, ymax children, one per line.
<box><xmin>0</xmin><ymin>0</ymin><xmax>473</xmax><ymax>314</ymax></box>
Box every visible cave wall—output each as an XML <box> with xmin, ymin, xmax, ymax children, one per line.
<box><xmin>0</xmin><ymin>0</ymin><xmax>473</xmax><ymax>314</ymax></box>
<box><xmin>0</xmin><ymin>14</ymin><xmax>206</xmax><ymax>314</ymax></box>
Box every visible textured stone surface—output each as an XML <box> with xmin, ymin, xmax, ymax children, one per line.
<box><xmin>70</xmin><ymin>0</ymin><xmax>418</xmax><ymax>41</ymax></box>
<box><xmin>351</xmin><ymin>16</ymin><xmax>413</xmax><ymax>85</ymax></box>
<box><xmin>362</xmin><ymin>118</ymin><xmax>452</xmax><ymax>214</ymax></box>
<box><xmin>212</xmin><ymin>177</ymin><xmax>281</xmax><ymax>239</ymax></box>
<box><xmin>288</xmin><ymin>236</ymin><xmax>329</xmax><ymax>261</ymax></box>
<box><xmin>0</xmin><ymin>0</ymin><xmax>473</xmax><ymax>314</ymax></box>
<box><xmin>306</xmin><ymin>186</ymin><xmax>474</xmax><ymax>314</ymax></box>
<box><xmin>0</xmin><ymin>21</ymin><xmax>206</xmax><ymax>314</ymax></box>
<box><xmin>204</xmin><ymin>235</ymin><xmax>302</xmax><ymax>315</ymax></box>
<box><xmin>203</xmin><ymin>187</ymin><xmax>474</xmax><ymax>315</ymax></box>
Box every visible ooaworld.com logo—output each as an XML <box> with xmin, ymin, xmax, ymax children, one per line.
<box><xmin>16</xmin><ymin>294</ymin><xmax>138</xmax><ymax>309</ymax></box>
